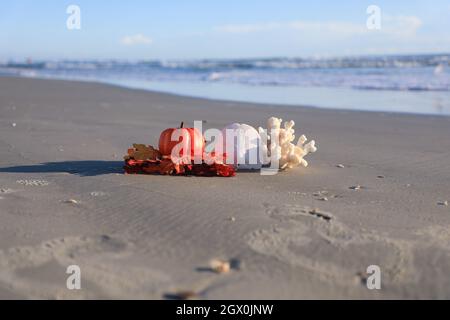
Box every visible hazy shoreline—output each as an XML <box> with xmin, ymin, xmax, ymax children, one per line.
<box><xmin>1</xmin><ymin>76</ymin><xmax>450</xmax><ymax>299</ymax></box>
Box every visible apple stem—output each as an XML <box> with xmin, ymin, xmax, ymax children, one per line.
<box><xmin>180</xmin><ymin>121</ymin><xmax>184</xmax><ymax>128</ymax></box>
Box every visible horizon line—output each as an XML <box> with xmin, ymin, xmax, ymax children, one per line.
<box><xmin>2</xmin><ymin>51</ymin><xmax>450</xmax><ymax>63</ymax></box>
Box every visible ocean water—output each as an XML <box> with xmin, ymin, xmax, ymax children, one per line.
<box><xmin>1</xmin><ymin>55</ymin><xmax>450</xmax><ymax>115</ymax></box>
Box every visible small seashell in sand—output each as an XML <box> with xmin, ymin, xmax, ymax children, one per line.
<box><xmin>349</xmin><ymin>185</ymin><xmax>361</xmax><ymax>190</ymax></box>
<box><xmin>63</xmin><ymin>199</ymin><xmax>78</xmax><ymax>204</ymax></box>
<box><xmin>210</xmin><ymin>259</ymin><xmax>231</xmax><ymax>274</ymax></box>
<box><xmin>336</xmin><ymin>164</ymin><xmax>345</xmax><ymax>168</ymax></box>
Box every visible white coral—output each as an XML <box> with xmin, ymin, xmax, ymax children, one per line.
<box><xmin>264</xmin><ymin>116</ymin><xmax>317</xmax><ymax>169</ymax></box>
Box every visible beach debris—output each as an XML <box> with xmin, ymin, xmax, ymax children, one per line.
<box><xmin>62</xmin><ymin>199</ymin><xmax>78</xmax><ymax>204</ymax></box>
<box><xmin>210</xmin><ymin>259</ymin><xmax>231</xmax><ymax>274</ymax></box>
<box><xmin>164</xmin><ymin>290</ymin><xmax>199</xmax><ymax>300</ymax></box>
<box><xmin>90</xmin><ymin>191</ymin><xmax>107</xmax><ymax>197</ymax></box>
<box><xmin>438</xmin><ymin>201</ymin><xmax>449</xmax><ymax>206</ymax></box>
<box><xmin>336</xmin><ymin>164</ymin><xmax>345</xmax><ymax>168</ymax></box>
<box><xmin>309</xmin><ymin>208</ymin><xmax>333</xmax><ymax>221</ymax></box>
<box><xmin>0</xmin><ymin>188</ymin><xmax>15</xmax><ymax>194</ymax></box>
<box><xmin>288</xmin><ymin>191</ymin><xmax>307</xmax><ymax>196</ymax></box>
<box><xmin>355</xmin><ymin>271</ymin><xmax>368</xmax><ymax>286</ymax></box>
<box><xmin>349</xmin><ymin>185</ymin><xmax>362</xmax><ymax>190</ymax></box>
<box><xmin>258</xmin><ymin>117</ymin><xmax>317</xmax><ymax>169</ymax></box>
<box><xmin>313</xmin><ymin>191</ymin><xmax>330</xmax><ymax>201</ymax></box>
<box><xmin>16</xmin><ymin>179</ymin><xmax>49</xmax><ymax>186</ymax></box>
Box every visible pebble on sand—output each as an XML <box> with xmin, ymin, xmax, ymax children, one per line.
<box><xmin>165</xmin><ymin>291</ymin><xmax>198</xmax><ymax>300</ymax></box>
<box><xmin>438</xmin><ymin>201</ymin><xmax>449</xmax><ymax>206</ymax></box>
<box><xmin>11</xmin><ymin>122</ymin><xmax>17</xmax><ymax>127</ymax></box>
<box><xmin>349</xmin><ymin>185</ymin><xmax>362</xmax><ymax>190</ymax></box>
<box><xmin>90</xmin><ymin>191</ymin><xmax>107</xmax><ymax>197</ymax></box>
<box><xmin>336</xmin><ymin>164</ymin><xmax>345</xmax><ymax>168</ymax></box>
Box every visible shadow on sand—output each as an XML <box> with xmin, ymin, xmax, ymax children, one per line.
<box><xmin>0</xmin><ymin>161</ymin><xmax>124</xmax><ymax>177</ymax></box>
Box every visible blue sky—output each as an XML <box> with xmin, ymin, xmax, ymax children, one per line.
<box><xmin>1</xmin><ymin>0</ymin><xmax>449</xmax><ymax>60</ymax></box>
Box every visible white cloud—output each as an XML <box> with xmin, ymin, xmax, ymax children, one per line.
<box><xmin>381</xmin><ymin>15</ymin><xmax>422</xmax><ymax>37</ymax></box>
<box><xmin>121</xmin><ymin>34</ymin><xmax>153</xmax><ymax>46</ymax></box>
<box><xmin>214</xmin><ymin>23</ymin><xmax>282</xmax><ymax>34</ymax></box>
<box><xmin>288</xmin><ymin>21</ymin><xmax>366</xmax><ymax>36</ymax></box>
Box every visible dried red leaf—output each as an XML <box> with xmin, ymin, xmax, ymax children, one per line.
<box><xmin>124</xmin><ymin>144</ymin><xmax>235</xmax><ymax>177</ymax></box>
<box><xmin>158</xmin><ymin>158</ymin><xmax>178</xmax><ymax>175</ymax></box>
<box><xmin>214</xmin><ymin>163</ymin><xmax>236</xmax><ymax>177</ymax></box>
<box><xmin>125</xmin><ymin>144</ymin><xmax>161</xmax><ymax>161</ymax></box>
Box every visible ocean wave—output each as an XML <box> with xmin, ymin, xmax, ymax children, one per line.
<box><xmin>1</xmin><ymin>54</ymin><xmax>450</xmax><ymax>92</ymax></box>
<box><xmin>2</xmin><ymin>54</ymin><xmax>450</xmax><ymax>70</ymax></box>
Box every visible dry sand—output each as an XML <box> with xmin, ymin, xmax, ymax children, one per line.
<box><xmin>1</xmin><ymin>76</ymin><xmax>450</xmax><ymax>299</ymax></box>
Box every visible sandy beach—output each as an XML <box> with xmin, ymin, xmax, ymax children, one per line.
<box><xmin>1</xmin><ymin>76</ymin><xmax>450</xmax><ymax>299</ymax></box>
